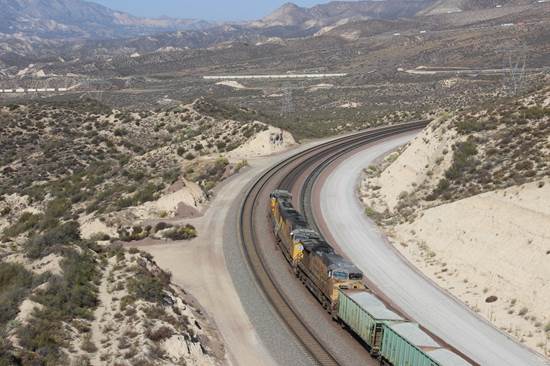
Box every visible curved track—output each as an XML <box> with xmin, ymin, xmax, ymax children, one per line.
<box><xmin>238</xmin><ymin>121</ymin><xmax>427</xmax><ymax>365</ymax></box>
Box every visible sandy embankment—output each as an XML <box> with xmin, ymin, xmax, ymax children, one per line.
<box><xmin>364</xmin><ymin>119</ymin><xmax>456</xmax><ymax>212</ymax></box>
<box><xmin>360</xmin><ymin>121</ymin><xmax>550</xmax><ymax>356</ymax></box>
<box><xmin>391</xmin><ymin>180</ymin><xmax>550</xmax><ymax>354</ymax></box>
<box><xmin>226</xmin><ymin>126</ymin><xmax>295</xmax><ymax>161</ymax></box>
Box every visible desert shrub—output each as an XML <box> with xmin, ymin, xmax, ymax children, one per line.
<box><xmin>225</xmin><ymin>142</ymin><xmax>241</xmax><ymax>152</ymax></box>
<box><xmin>364</xmin><ymin>206</ymin><xmax>384</xmax><ymax>222</ymax></box>
<box><xmin>81</xmin><ymin>335</ymin><xmax>97</xmax><ymax>353</ymax></box>
<box><xmin>236</xmin><ymin>160</ymin><xmax>249</xmax><ymax>171</ymax></box>
<box><xmin>162</xmin><ymin>168</ymin><xmax>180</xmax><ymax>185</ymax></box>
<box><xmin>154</xmin><ymin>222</ymin><xmax>173</xmax><ymax>232</ymax></box>
<box><xmin>455</xmin><ymin>119</ymin><xmax>484</xmax><ymax>134</ymax></box>
<box><xmin>25</xmin><ymin>221</ymin><xmax>81</xmax><ymax>259</ymax></box>
<box><xmin>163</xmin><ymin>225</ymin><xmax>197</xmax><ymax>241</ymax></box>
<box><xmin>0</xmin><ymin>337</ymin><xmax>20</xmax><ymax>365</ymax></box>
<box><xmin>3</xmin><ymin>212</ymin><xmax>43</xmax><ymax>238</ymax></box>
<box><xmin>515</xmin><ymin>160</ymin><xmax>534</xmax><ymax>171</ymax></box>
<box><xmin>429</xmin><ymin>178</ymin><xmax>451</xmax><ymax>200</ymax></box>
<box><xmin>184</xmin><ymin>152</ymin><xmax>195</xmax><ymax>160</ymax></box>
<box><xmin>118</xmin><ymin>226</ymin><xmax>151</xmax><ymax>242</ymax></box>
<box><xmin>523</xmin><ymin>106</ymin><xmax>547</xmax><ymax>120</ymax></box>
<box><xmin>445</xmin><ymin>140</ymin><xmax>478</xmax><ymax>181</ymax></box>
<box><xmin>115</xmin><ymin>183</ymin><xmax>160</xmax><ymax>209</ymax></box>
<box><xmin>215</xmin><ymin>157</ymin><xmax>229</xmax><ymax>170</ymax></box>
<box><xmin>114</xmin><ymin>128</ymin><xmax>128</xmax><ymax>136</ymax></box>
<box><xmin>203</xmin><ymin>181</ymin><xmax>216</xmax><ymax>192</ymax></box>
<box><xmin>145</xmin><ymin>326</ymin><xmax>174</xmax><ymax>342</ymax></box>
<box><xmin>0</xmin><ymin>263</ymin><xmax>36</xmax><ymax>326</ymax></box>
<box><xmin>18</xmin><ymin>315</ymin><xmax>67</xmax><ymax>364</ymax></box>
<box><xmin>90</xmin><ymin>233</ymin><xmax>110</xmax><ymax>241</ymax></box>
<box><xmin>33</xmin><ymin>250</ymin><xmax>99</xmax><ymax>321</ymax></box>
<box><xmin>127</xmin><ymin>272</ymin><xmax>166</xmax><ymax>304</ymax></box>
<box><xmin>17</xmin><ymin>249</ymin><xmax>98</xmax><ymax>364</ymax></box>
<box><xmin>45</xmin><ymin>197</ymin><xmax>72</xmax><ymax>218</ymax></box>
<box><xmin>242</xmin><ymin>126</ymin><xmax>255</xmax><ymax>138</ymax></box>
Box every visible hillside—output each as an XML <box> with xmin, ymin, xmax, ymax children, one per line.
<box><xmin>0</xmin><ymin>0</ymin><xmax>212</xmax><ymax>40</ymax></box>
<box><xmin>418</xmin><ymin>0</ymin><xmax>533</xmax><ymax>15</ymax></box>
<box><xmin>253</xmin><ymin>0</ymin><xmax>436</xmax><ymax>29</ymax></box>
<box><xmin>0</xmin><ymin>98</ymin><xmax>294</xmax><ymax>364</ymax></box>
<box><xmin>360</xmin><ymin>84</ymin><xmax>550</xmax><ymax>356</ymax></box>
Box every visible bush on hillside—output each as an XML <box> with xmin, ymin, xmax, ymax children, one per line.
<box><xmin>445</xmin><ymin>140</ymin><xmax>478</xmax><ymax>181</ymax></box>
<box><xmin>0</xmin><ymin>263</ymin><xmax>36</xmax><ymax>327</ymax></box>
<box><xmin>25</xmin><ymin>221</ymin><xmax>81</xmax><ymax>259</ymax></box>
<box><xmin>162</xmin><ymin>225</ymin><xmax>197</xmax><ymax>241</ymax></box>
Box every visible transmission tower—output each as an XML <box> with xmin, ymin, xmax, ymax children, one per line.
<box><xmin>280</xmin><ymin>82</ymin><xmax>294</xmax><ymax>117</ymax></box>
<box><xmin>499</xmin><ymin>43</ymin><xmax>528</xmax><ymax>97</ymax></box>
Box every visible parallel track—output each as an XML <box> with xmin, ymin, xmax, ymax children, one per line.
<box><xmin>238</xmin><ymin>121</ymin><xmax>427</xmax><ymax>366</ymax></box>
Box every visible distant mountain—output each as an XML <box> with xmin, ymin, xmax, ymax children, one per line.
<box><xmin>252</xmin><ymin>0</ymin><xmax>437</xmax><ymax>29</ymax></box>
<box><xmin>417</xmin><ymin>0</ymin><xmax>532</xmax><ymax>15</ymax></box>
<box><xmin>0</xmin><ymin>0</ymin><xmax>542</xmax><ymax>68</ymax></box>
<box><xmin>0</xmin><ymin>0</ymin><xmax>213</xmax><ymax>39</ymax></box>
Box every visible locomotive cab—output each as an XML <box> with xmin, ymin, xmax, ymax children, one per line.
<box><xmin>270</xmin><ymin>190</ymin><xmax>292</xmax><ymax>215</ymax></box>
<box><xmin>326</xmin><ymin>256</ymin><xmax>364</xmax><ymax>308</ymax></box>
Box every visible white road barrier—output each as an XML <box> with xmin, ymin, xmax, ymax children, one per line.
<box><xmin>203</xmin><ymin>73</ymin><xmax>347</xmax><ymax>80</ymax></box>
<box><xmin>0</xmin><ymin>87</ymin><xmax>75</xmax><ymax>94</ymax></box>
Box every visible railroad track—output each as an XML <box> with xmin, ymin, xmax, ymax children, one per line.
<box><xmin>238</xmin><ymin>121</ymin><xmax>427</xmax><ymax>366</ymax></box>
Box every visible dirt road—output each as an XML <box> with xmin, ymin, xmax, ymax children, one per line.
<box><xmin>138</xmin><ymin>151</ymin><xmax>317</xmax><ymax>366</ymax></box>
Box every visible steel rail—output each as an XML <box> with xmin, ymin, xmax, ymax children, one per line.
<box><xmin>238</xmin><ymin>121</ymin><xmax>426</xmax><ymax>366</ymax></box>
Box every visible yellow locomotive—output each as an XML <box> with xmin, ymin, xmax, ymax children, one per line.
<box><xmin>269</xmin><ymin>189</ymin><xmax>473</xmax><ymax>366</ymax></box>
<box><xmin>270</xmin><ymin>190</ymin><xmax>364</xmax><ymax>313</ymax></box>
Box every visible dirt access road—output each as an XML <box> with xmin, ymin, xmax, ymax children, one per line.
<box><xmin>137</xmin><ymin>148</ymin><xmax>319</xmax><ymax>366</ymax></box>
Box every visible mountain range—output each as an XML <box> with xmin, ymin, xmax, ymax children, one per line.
<box><xmin>251</xmin><ymin>0</ymin><xmax>436</xmax><ymax>29</ymax></box>
<box><xmin>2</xmin><ymin>0</ymin><xmax>533</xmax><ymax>41</ymax></box>
<box><xmin>0</xmin><ymin>0</ymin><xmax>214</xmax><ymax>39</ymax></box>
<box><xmin>0</xmin><ymin>0</ymin><xmax>544</xmax><ymax>66</ymax></box>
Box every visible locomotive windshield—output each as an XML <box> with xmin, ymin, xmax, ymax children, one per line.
<box><xmin>349</xmin><ymin>272</ymin><xmax>363</xmax><ymax>280</ymax></box>
<box><xmin>332</xmin><ymin>271</ymin><xmax>348</xmax><ymax>280</ymax></box>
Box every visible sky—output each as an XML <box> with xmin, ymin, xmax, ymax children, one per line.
<box><xmin>90</xmin><ymin>0</ymin><xmax>334</xmax><ymax>21</ymax></box>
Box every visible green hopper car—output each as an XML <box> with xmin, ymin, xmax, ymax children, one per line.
<box><xmin>337</xmin><ymin>289</ymin><xmax>403</xmax><ymax>355</ymax></box>
<box><xmin>380</xmin><ymin>322</ymin><xmax>471</xmax><ymax>366</ymax></box>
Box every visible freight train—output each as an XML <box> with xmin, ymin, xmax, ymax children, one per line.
<box><xmin>270</xmin><ymin>190</ymin><xmax>473</xmax><ymax>366</ymax></box>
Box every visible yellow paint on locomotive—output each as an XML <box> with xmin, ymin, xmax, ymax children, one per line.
<box><xmin>291</xmin><ymin>239</ymin><xmax>304</xmax><ymax>264</ymax></box>
<box><xmin>328</xmin><ymin>279</ymin><xmax>363</xmax><ymax>304</ymax></box>
<box><xmin>270</xmin><ymin>197</ymin><xmax>277</xmax><ymax>215</ymax></box>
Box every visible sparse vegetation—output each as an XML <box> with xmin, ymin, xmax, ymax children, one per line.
<box><xmin>162</xmin><ymin>224</ymin><xmax>197</xmax><ymax>241</ymax></box>
<box><xmin>16</xmin><ymin>248</ymin><xmax>99</xmax><ymax>364</ymax></box>
<box><xmin>445</xmin><ymin>140</ymin><xmax>478</xmax><ymax>181</ymax></box>
<box><xmin>145</xmin><ymin>326</ymin><xmax>174</xmax><ymax>342</ymax></box>
<box><xmin>127</xmin><ymin>264</ymin><xmax>171</xmax><ymax>304</ymax></box>
<box><xmin>24</xmin><ymin>221</ymin><xmax>81</xmax><ymax>259</ymax></box>
<box><xmin>0</xmin><ymin>263</ymin><xmax>38</xmax><ymax>327</ymax></box>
